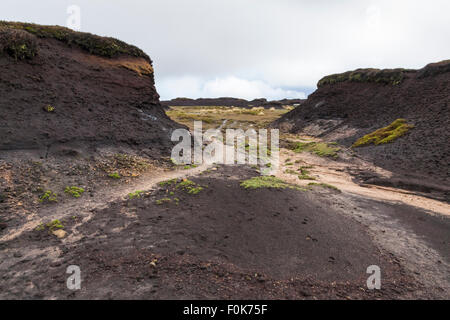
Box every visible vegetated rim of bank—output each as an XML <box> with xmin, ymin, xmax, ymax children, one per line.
<box><xmin>317</xmin><ymin>59</ymin><xmax>450</xmax><ymax>87</ymax></box>
<box><xmin>0</xmin><ymin>20</ymin><xmax>150</xmax><ymax>61</ymax></box>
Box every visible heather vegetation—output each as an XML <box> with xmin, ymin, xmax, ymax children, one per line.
<box><xmin>317</xmin><ymin>68</ymin><xmax>414</xmax><ymax>87</ymax></box>
<box><xmin>0</xmin><ymin>21</ymin><xmax>149</xmax><ymax>60</ymax></box>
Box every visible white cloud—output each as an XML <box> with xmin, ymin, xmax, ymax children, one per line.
<box><xmin>157</xmin><ymin>76</ymin><xmax>306</xmax><ymax>101</ymax></box>
<box><xmin>2</xmin><ymin>0</ymin><xmax>449</xmax><ymax>99</ymax></box>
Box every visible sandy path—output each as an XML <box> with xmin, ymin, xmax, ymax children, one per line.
<box><xmin>276</xmin><ymin>144</ymin><xmax>449</xmax><ymax>217</ymax></box>
<box><xmin>0</xmin><ymin>163</ymin><xmax>212</xmax><ymax>243</ymax></box>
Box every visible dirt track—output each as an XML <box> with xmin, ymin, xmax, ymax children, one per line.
<box><xmin>0</xmin><ymin>153</ymin><xmax>448</xmax><ymax>299</ymax></box>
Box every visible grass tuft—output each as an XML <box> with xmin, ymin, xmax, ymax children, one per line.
<box><xmin>158</xmin><ymin>179</ymin><xmax>177</xmax><ymax>187</ymax></box>
<box><xmin>158</xmin><ymin>178</ymin><xmax>205</xmax><ymax>196</ymax></box>
<box><xmin>297</xmin><ymin>167</ymin><xmax>316</xmax><ymax>180</ymax></box>
<box><xmin>64</xmin><ymin>186</ymin><xmax>85</xmax><ymax>198</ymax></box>
<box><xmin>36</xmin><ymin>219</ymin><xmax>64</xmax><ymax>232</ymax></box>
<box><xmin>128</xmin><ymin>190</ymin><xmax>144</xmax><ymax>199</ymax></box>
<box><xmin>46</xmin><ymin>219</ymin><xmax>64</xmax><ymax>231</ymax></box>
<box><xmin>176</xmin><ymin>179</ymin><xmax>204</xmax><ymax>194</ymax></box>
<box><xmin>39</xmin><ymin>190</ymin><xmax>57</xmax><ymax>203</ymax></box>
<box><xmin>108</xmin><ymin>172</ymin><xmax>121</xmax><ymax>179</ymax></box>
<box><xmin>155</xmin><ymin>198</ymin><xmax>171</xmax><ymax>205</ymax></box>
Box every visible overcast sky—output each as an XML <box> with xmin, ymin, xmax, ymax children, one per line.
<box><xmin>2</xmin><ymin>0</ymin><xmax>449</xmax><ymax>100</ymax></box>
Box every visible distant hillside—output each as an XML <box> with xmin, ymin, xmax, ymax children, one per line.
<box><xmin>272</xmin><ymin>60</ymin><xmax>450</xmax><ymax>193</ymax></box>
<box><xmin>161</xmin><ymin>97</ymin><xmax>304</xmax><ymax>109</ymax></box>
<box><xmin>0</xmin><ymin>21</ymin><xmax>180</xmax><ymax>157</ymax></box>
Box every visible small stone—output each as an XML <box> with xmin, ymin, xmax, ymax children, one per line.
<box><xmin>149</xmin><ymin>258</ymin><xmax>158</xmax><ymax>267</ymax></box>
<box><xmin>52</xmin><ymin>229</ymin><xmax>67</xmax><ymax>239</ymax></box>
<box><xmin>50</xmin><ymin>261</ymin><xmax>62</xmax><ymax>268</ymax></box>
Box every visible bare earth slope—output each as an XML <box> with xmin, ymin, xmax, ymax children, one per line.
<box><xmin>272</xmin><ymin>61</ymin><xmax>450</xmax><ymax>196</ymax></box>
<box><xmin>0</xmin><ymin>22</ymin><xmax>183</xmax><ymax>254</ymax></box>
<box><xmin>3</xmin><ymin>165</ymin><xmax>446</xmax><ymax>299</ymax></box>
<box><xmin>0</xmin><ymin>22</ymin><xmax>179</xmax><ymax>157</ymax></box>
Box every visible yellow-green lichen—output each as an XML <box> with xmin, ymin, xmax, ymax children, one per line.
<box><xmin>352</xmin><ymin>119</ymin><xmax>414</xmax><ymax>147</ymax></box>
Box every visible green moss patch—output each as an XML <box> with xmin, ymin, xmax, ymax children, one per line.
<box><xmin>155</xmin><ymin>198</ymin><xmax>172</xmax><ymax>205</ymax></box>
<box><xmin>35</xmin><ymin>219</ymin><xmax>64</xmax><ymax>232</ymax></box>
<box><xmin>183</xmin><ymin>164</ymin><xmax>198</xmax><ymax>170</ymax></box>
<box><xmin>175</xmin><ymin>179</ymin><xmax>204</xmax><ymax>194</ymax></box>
<box><xmin>39</xmin><ymin>190</ymin><xmax>57</xmax><ymax>203</ymax></box>
<box><xmin>284</xmin><ymin>166</ymin><xmax>316</xmax><ymax>180</ymax></box>
<box><xmin>46</xmin><ymin>219</ymin><xmax>64</xmax><ymax>231</ymax></box>
<box><xmin>290</xmin><ymin>141</ymin><xmax>340</xmax><ymax>158</ymax></box>
<box><xmin>352</xmin><ymin>119</ymin><xmax>414</xmax><ymax>147</ymax></box>
<box><xmin>108</xmin><ymin>172</ymin><xmax>121</xmax><ymax>179</ymax></box>
<box><xmin>240</xmin><ymin>176</ymin><xmax>306</xmax><ymax>191</ymax></box>
<box><xmin>128</xmin><ymin>190</ymin><xmax>144</xmax><ymax>199</ymax></box>
<box><xmin>158</xmin><ymin>179</ymin><xmax>177</xmax><ymax>187</ymax></box>
<box><xmin>156</xmin><ymin>178</ymin><xmax>204</xmax><ymax>204</ymax></box>
<box><xmin>35</xmin><ymin>223</ymin><xmax>46</xmax><ymax>231</ymax></box>
<box><xmin>64</xmin><ymin>186</ymin><xmax>85</xmax><ymax>198</ymax></box>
